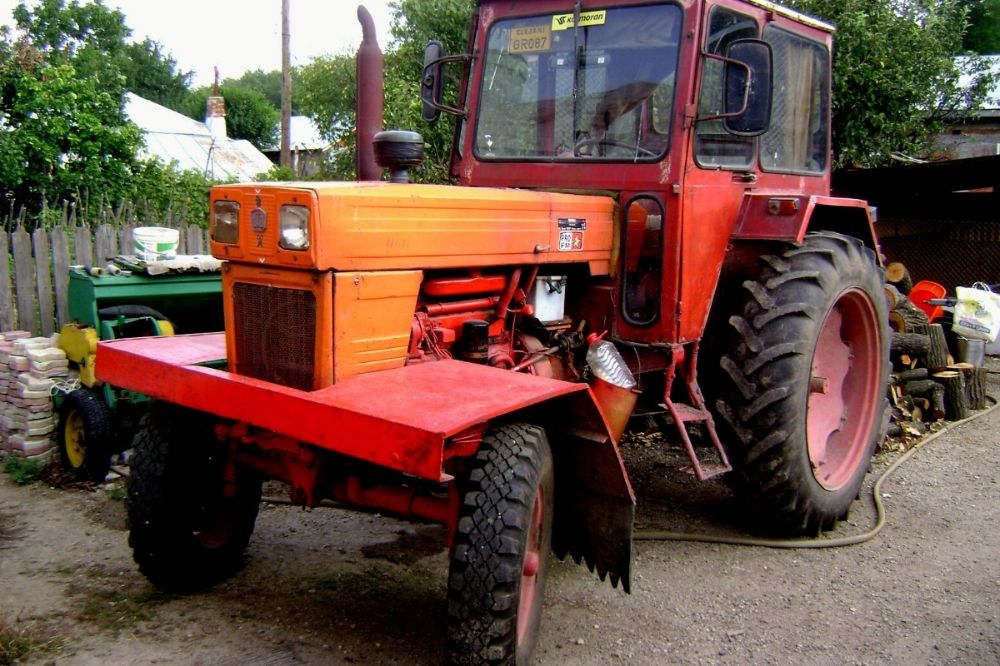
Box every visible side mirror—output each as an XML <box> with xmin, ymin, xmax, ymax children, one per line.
<box><xmin>722</xmin><ymin>39</ymin><xmax>772</xmax><ymax>136</ymax></box>
<box><xmin>421</xmin><ymin>41</ymin><xmax>445</xmax><ymax>122</ymax></box>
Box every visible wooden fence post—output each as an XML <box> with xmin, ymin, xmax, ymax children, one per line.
<box><xmin>74</xmin><ymin>225</ymin><xmax>93</xmax><ymax>267</ymax></box>
<box><xmin>12</xmin><ymin>227</ymin><xmax>35</xmax><ymax>334</ymax></box>
<box><xmin>32</xmin><ymin>227</ymin><xmax>55</xmax><ymax>336</ymax></box>
<box><xmin>0</xmin><ymin>231</ymin><xmax>13</xmax><ymax>331</ymax></box>
<box><xmin>51</xmin><ymin>227</ymin><xmax>70</xmax><ymax>327</ymax></box>
<box><xmin>94</xmin><ymin>224</ymin><xmax>117</xmax><ymax>264</ymax></box>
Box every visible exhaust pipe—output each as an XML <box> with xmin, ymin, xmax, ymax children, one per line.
<box><xmin>356</xmin><ymin>5</ymin><xmax>383</xmax><ymax>181</ymax></box>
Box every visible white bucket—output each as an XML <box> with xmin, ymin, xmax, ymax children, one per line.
<box><xmin>133</xmin><ymin>227</ymin><xmax>179</xmax><ymax>262</ymax></box>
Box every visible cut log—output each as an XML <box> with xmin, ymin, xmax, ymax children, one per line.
<box><xmin>885</xmin><ymin>261</ymin><xmax>914</xmax><ymax>295</ymax></box>
<box><xmin>892</xmin><ymin>332</ymin><xmax>931</xmax><ymax>357</ymax></box>
<box><xmin>904</xmin><ymin>379</ymin><xmax>945</xmax><ymax>420</ymax></box>
<box><xmin>895</xmin><ymin>368</ymin><xmax>929</xmax><ymax>383</ymax></box>
<box><xmin>885</xmin><ymin>284</ymin><xmax>902</xmax><ymax>311</ymax></box>
<box><xmin>924</xmin><ymin>324</ymin><xmax>949</xmax><ymax>370</ymax></box>
<box><xmin>965</xmin><ymin>367</ymin><xmax>988</xmax><ymax>410</ymax></box>
<box><xmin>933</xmin><ymin>371</ymin><xmax>968</xmax><ymax>421</ymax></box>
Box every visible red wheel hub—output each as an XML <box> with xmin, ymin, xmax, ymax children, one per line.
<box><xmin>517</xmin><ymin>485</ymin><xmax>545</xmax><ymax>643</ymax></box>
<box><xmin>807</xmin><ymin>288</ymin><xmax>882</xmax><ymax>490</ymax></box>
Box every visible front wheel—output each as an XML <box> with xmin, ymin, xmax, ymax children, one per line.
<box><xmin>58</xmin><ymin>388</ymin><xmax>113</xmax><ymax>481</ymax></box>
<box><xmin>716</xmin><ymin>232</ymin><xmax>890</xmax><ymax>534</ymax></box>
<box><xmin>126</xmin><ymin>403</ymin><xmax>261</xmax><ymax>591</ymax></box>
<box><xmin>447</xmin><ymin>423</ymin><xmax>554</xmax><ymax>665</ymax></box>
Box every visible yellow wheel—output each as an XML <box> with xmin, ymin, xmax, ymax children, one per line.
<box><xmin>63</xmin><ymin>409</ymin><xmax>87</xmax><ymax>471</ymax></box>
<box><xmin>57</xmin><ymin>389</ymin><xmax>113</xmax><ymax>481</ymax></box>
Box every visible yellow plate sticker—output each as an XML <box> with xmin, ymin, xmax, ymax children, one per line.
<box><xmin>551</xmin><ymin>9</ymin><xmax>607</xmax><ymax>31</ymax></box>
<box><xmin>509</xmin><ymin>25</ymin><xmax>551</xmax><ymax>53</ymax></box>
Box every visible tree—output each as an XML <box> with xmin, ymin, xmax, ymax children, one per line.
<box><xmin>0</xmin><ymin>1</ymin><xmax>212</xmax><ymax>220</ymax></box>
<box><xmin>963</xmin><ymin>0</ymin><xmax>1000</xmax><ymax>53</ymax></box>
<box><xmin>788</xmin><ymin>0</ymin><xmax>995</xmax><ymax>167</ymax></box>
<box><xmin>229</xmin><ymin>68</ymin><xmax>301</xmax><ymax>114</ymax></box>
<box><xmin>184</xmin><ymin>84</ymin><xmax>280</xmax><ymax>149</ymax></box>
<box><xmin>121</xmin><ymin>38</ymin><xmax>193</xmax><ymax>111</ymax></box>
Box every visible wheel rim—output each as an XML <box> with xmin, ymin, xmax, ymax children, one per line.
<box><xmin>516</xmin><ymin>483</ymin><xmax>545</xmax><ymax>645</ymax></box>
<box><xmin>64</xmin><ymin>410</ymin><xmax>86</xmax><ymax>470</ymax></box>
<box><xmin>807</xmin><ymin>288</ymin><xmax>882</xmax><ymax>490</ymax></box>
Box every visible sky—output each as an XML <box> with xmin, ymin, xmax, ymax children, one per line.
<box><xmin>0</xmin><ymin>0</ymin><xmax>395</xmax><ymax>87</ymax></box>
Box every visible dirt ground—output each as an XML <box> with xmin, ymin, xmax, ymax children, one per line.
<box><xmin>1</xmin><ymin>367</ymin><xmax>999</xmax><ymax>665</ymax></box>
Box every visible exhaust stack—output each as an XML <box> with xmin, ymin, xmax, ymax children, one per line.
<box><xmin>356</xmin><ymin>5</ymin><xmax>384</xmax><ymax>181</ymax></box>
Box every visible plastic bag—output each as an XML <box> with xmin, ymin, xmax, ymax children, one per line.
<box><xmin>952</xmin><ymin>283</ymin><xmax>1000</xmax><ymax>343</ymax></box>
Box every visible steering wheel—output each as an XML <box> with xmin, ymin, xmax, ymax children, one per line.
<box><xmin>574</xmin><ymin>137</ymin><xmax>659</xmax><ymax>158</ymax></box>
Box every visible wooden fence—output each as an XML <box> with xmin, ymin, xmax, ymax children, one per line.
<box><xmin>1</xmin><ymin>223</ymin><xmax>210</xmax><ymax>336</ymax></box>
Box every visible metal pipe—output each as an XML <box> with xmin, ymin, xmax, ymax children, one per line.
<box><xmin>356</xmin><ymin>5</ymin><xmax>383</xmax><ymax>181</ymax></box>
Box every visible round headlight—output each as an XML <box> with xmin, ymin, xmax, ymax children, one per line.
<box><xmin>279</xmin><ymin>204</ymin><xmax>310</xmax><ymax>250</ymax></box>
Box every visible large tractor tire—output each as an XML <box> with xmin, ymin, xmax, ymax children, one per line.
<box><xmin>716</xmin><ymin>232</ymin><xmax>889</xmax><ymax>534</ymax></box>
<box><xmin>58</xmin><ymin>388</ymin><xmax>113</xmax><ymax>482</ymax></box>
<box><xmin>447</xmin><ymin>423</ymin><xmax>554</xmax><ymax>665</ymax></box>
<box><xmin>126</xmin><ymin>403</ymin><xmax>261</xmax><ymax>592</ymax></box>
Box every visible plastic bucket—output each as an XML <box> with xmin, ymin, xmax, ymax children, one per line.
<box><xmin>908</xmin><ymin>280</ymin><xmax>947</xmax><ymax>322</ymax></box>
<box><xmin>133</xmin><ymin>227</ymin><xmax>179</xmax><ymax>261</ymax></box>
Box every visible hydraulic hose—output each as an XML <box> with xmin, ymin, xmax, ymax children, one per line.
<box><xmin>634</xmin><ymin>396</ymin><xmax>1000</xmax><ymax>548</ymax></box>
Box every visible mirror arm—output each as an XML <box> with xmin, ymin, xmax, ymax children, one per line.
<box><xmin>423</xmin><ymin>54</ymin><xmax>477</xmax><ymax>118</ymax></box>
<box><xmin>694</xmin><ymin>51</ymin><xmax>752</xmax><ymax>123</ymax></box>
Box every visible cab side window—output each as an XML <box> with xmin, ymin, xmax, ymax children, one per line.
<box><xmin>694</xmin><ymin>7</ymin><xmax>759</xmax><ymax>169</ymax></box>
<box><xmin>760</xmin><ymin>26</ymin><xmax>830</xmax><ymax>174</ymax></box>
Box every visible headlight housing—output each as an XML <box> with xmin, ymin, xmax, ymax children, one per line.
<box><xmin>279</xmin><ymin>205</ymin><xmax>310</xmax><ymax>250</ymax></box>
<box><xmin>211</xmin><ymin>200</ymin><xmax>240</xmax><ymax>244</ymax></box>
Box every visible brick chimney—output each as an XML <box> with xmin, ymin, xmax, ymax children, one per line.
<box><xmin>205</xmin><ymin>66</ymin><xmax>227</xmax><ymax>139</ymax></box>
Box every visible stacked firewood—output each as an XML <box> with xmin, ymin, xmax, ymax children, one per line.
<box><xmin>885</xmin><ymin>262</ymin><xmax>989</xmax><ymax>438</ymax></box>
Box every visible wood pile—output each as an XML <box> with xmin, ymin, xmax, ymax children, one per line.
<box><xmin>884</xmin><ymin>262</ymin><xmax>989</xmax><ymax>439</ymax></box>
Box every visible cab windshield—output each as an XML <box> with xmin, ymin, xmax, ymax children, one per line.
<box><xmin>475</xmin><ymin>3</ymin><xmax>682</xmax><ymax>162</ymax></box>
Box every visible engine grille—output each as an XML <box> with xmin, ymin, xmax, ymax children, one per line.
<box><xmin>233</xmin><ymin>282</ymin><xmax>317</xmax><ymax>391</ymax></box>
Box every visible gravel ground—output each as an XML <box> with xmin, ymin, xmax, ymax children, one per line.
<box><xmin>0</xmin><ymin>360</ymin><xmax>997</xmax><ymax>665</ymax></box>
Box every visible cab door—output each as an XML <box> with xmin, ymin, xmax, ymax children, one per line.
<box><xmin>676</xmin><ymin>0</ymin><xmax>767</xmax><ymax>342</ymax></box>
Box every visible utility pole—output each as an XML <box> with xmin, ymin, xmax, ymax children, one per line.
<box><xmin>280</xmin><ymin>0</ymin><xmax>292</xmax><ymax>169</ymax></box>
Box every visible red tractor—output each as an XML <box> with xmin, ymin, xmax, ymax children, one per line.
<box><xmin>98</xmin><ymin>1</ymin><xmax>889</xmax><ymax>663</ymax></box>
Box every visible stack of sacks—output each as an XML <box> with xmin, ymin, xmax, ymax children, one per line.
<box><xmin>0</xmin><ymin>333</ymin><xmax>70</xmax><ymax>461</ymax></box>
<box><xmin>0</xmin><ymin>331</ymin><xmax>32</xmax><ymax>452</ymax></box>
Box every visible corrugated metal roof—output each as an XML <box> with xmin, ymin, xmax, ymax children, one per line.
<box><xmin>125</xmin><ymin>92</ymin><xmax>275</xmax><ymax>181</ymax></box>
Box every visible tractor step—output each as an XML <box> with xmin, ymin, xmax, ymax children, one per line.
<box><xmin>660</xmin><ymin>341</ymin><xmax>732</xmax><ymax>482</ymax></box>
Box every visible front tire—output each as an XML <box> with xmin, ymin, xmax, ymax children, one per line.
<box><xmin>58</xmin><ymin>388</ymin><xmax>113</xmax><ymax>482</ymax></box>
<box><xmin>126</xmin><ymin>403</ymin><xmax>261</xmax><ymax>591</ymax></box>
<box><xmin>447</xmin><ymin>423</ymin><xmax>554</xmax><ymax>665</ymax></box>
<box><xmin>717</xmin><ymin>232</ymin><xmax>889</xmax><ymax>534</ymax></box>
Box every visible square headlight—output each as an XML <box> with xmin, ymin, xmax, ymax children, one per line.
<box><xmin>279</xmin><ymin>205</ymin><xmax>310</xmax><ymax>250</ymax></box>
<box><xmin>212</xmin><ymin>200</ymin><xmax>240</xmax><ymax>244</ymax></box>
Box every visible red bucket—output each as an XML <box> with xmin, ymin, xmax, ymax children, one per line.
<box><xmin>908</xmin><ymin>280</ymin><xmax>947</xmax><ymax>322</ymax></box>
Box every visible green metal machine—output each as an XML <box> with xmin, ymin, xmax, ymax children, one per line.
<box><xmin>57</xmin><ymin>264</ymin><xmax>223</xmax><ymax>480</ymax></box>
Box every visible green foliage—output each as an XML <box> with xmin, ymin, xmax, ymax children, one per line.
<box><xmin>229</xmin><ymin>68</ymin><xmax>301</xmax><ymax>114</ymax></box>
<box><xmin>963</xmin><ymin>0</ymin><xmax>1000</xmax><ymax>53</ymax></box>
<box><xmin>298</xmin><ymin>0</ymin><xmax>474</xmax><ymax>182</ymax></box>
<box><xmin>185</xmin><ymin>84</ymin><xmax>280</xmax><ymax>149</ymax></box>
<box><xmin>788</xmin><ymin>0</ymin><xmax>995</xmax><ymax>167</ymax></box>
<box><xmin>121</xmin><ymin>38</ymin><xmax>192</xmax><ymax>111</ymax></box>
<box><xmin>3</xmin><ymin>455</ymin><xmax>44</xmax><ymax>485</ymax></box>
<box><xmin>0</xmin><ymin>0</ymin><xmax>213</xmax><ymax>222</ymax></box>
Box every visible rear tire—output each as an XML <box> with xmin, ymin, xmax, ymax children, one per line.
<box><xmin>126</xmin><ymin>403</ymin><xmax>261</xmax><ymax>591</ymax></box>
<box><xmin>58</xmin><ymin>388</ymin><xmax>113</xmax><ymax>482</ymax></box>
<box><xmin>716</xmin><ymin>232</ymin><xmax>889</xmax><ymax>534</ymax></box>
<box><xmin>447</xmin><ymin>423</ymin><xmax>554</xmax><ymax>665</ymax></box>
